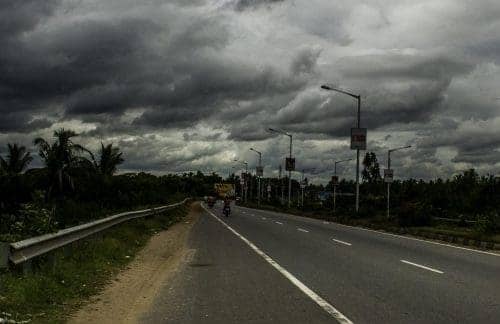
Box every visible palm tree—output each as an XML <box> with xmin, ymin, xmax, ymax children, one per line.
<box><xmin>0</xmin><ymin>143</ymin><xmax>33</xmax><ymax>175</ymax></box>
<box><xmin>34</xmin><ymin>128</ymin><xmax>89</xmax><ymax>198</ymax></box>
<box><xmin>88</xmin><ymin>143</ymin><xmax>124</xmax><ymax>176</ymax></box>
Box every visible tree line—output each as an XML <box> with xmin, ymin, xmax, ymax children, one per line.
<box><xmin>234</xmin><ymin>152</ymin><xmax>500</xmax><ymax>233</ymax></box>
<box><xmin>0</xmin><ymin>129</ymin><xmax>221</xmax><ymax>241</ymax></box>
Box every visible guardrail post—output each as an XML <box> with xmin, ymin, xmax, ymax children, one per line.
<box><xmin>23</xmin><ymin>259</ymin><xmax>33</xmax><ymax>275</ymax></box>
<box><xmin>0</xmin><ymin>242</ymin><xmax>9</xmax><ymax>269</ymax></box>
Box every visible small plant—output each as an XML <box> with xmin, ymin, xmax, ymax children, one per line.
<box><xmin>474</xmin><ymin>211</ymin><xmax>500</xmax><ymax>235</ymax></box>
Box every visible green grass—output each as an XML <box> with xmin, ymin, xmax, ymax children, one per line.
<box><xmin>0</xmin><ymin>203</ymin><xmax>189</xmax><ymax>324</ymax></box>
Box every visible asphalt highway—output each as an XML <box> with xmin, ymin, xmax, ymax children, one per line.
<box><xmin>143</xmin><ymin>202</ymin><xmax>500</xmax><ymax>323</ymax></box>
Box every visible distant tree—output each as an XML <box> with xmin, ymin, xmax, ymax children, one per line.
<box><xmin>88</xmin><ymin>143</ymin><xmax>124</xmax><ymax>176</ymax></box>
<box><xmin>0</xmin><ymin>143</ymin><xmax>33</xmax><ymax>175</ymax></box>
<box><xmin>34</xmin><ymin>128</ymin><xmax>88</xmax><ymax>199</ymax></box>
<box><xmin>362</xmin><ymin>152</ymin><xmax>382</xmax><ymax>183</ymax></box>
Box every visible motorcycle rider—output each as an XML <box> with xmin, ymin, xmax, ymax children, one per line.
<box><xmin>222</xmin><ymin>196</ymin><xmax>231</xmax><ymax>216</ymax></box>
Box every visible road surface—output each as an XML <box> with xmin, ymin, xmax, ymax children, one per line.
<box><xmin>142</xmin><ymin>202</ymin><xmax>500</xmax><ymax>323</ymax></box>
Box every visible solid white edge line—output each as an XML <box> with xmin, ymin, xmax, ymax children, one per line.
<box><xmin>275</xmin><ymin>221</ymin><xmax>283</xmax><ymax>225</ymax></box>
<box><xmin>332</xmin><ymin>238</ymin><xmax>352</xmax><ymax>246</ymax></box>
<box><xmin>236</xmin><ymin>206</ymin><xmax>500</xmax><ymax>257</ymax></box>
<box><xmin>202</xmin><ymin>204</ymin><xmax>353</xmax><ymax>324</ymax></box>
<box><xmin>400</xmin><ymin>260</ymin><xmax>444</xmax><ymax>274</ymax></box>
<box><xmin>298</xmin><ymin>228</ymin><xmax>309</xmax><ymax>233</ymax></box>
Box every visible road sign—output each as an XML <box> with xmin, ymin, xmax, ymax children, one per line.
<box><xmin>331</xmin><ymin>175</ymin><xmax>339</xmax><ymax>186</ymax></box>
<box><xmin>285</xmin><ymin>158</ymin><xmax>295</xmax><ymax>171</ymax></box>
<box><xmin>384</xmin><ymin>169</ymin><xmax>394</xmax><ymax>183</ymax></box>
<box><xmin>256</xmin><ymin>166</ymin><xmax>263</xmax><ymax>177</ymax></box>
<box><xmin>351</xmin><ymin>128</ymin><xmax>367</xmax><ymax>150</ymax></box>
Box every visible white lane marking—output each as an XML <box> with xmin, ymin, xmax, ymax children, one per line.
<box><xmin>275</xmin><ymin>221</ymin><xmax>283</xmax><ymax>225</ymax></box>
<box><xmin>261</xmin><ymin>217</ymin><xmax>267</xmax><ymax>220</ymax></box>
<box><xmin>237</xmin><ymin>206</ymin><xmax>500</xmax><ymax>257</ymax></box>
<box><xmin>323</xmin><ymin>221</ymin><xmax>330</xmax><ymax>225</ymax></box>
<box><xmin>401</xmin><ymin>260</ymin><xmax>444</xmax><ymax>274</ymax></box>
<box><xmin>297</xmin><ymin>228</ymin><xmax>309</xmax><ymax>233</ymax></box>
<box><xmin>332</xmin><ymin>238</ymin><xmax>352</xmax><ymax>246</ymax></box>
<box><xmin>202</xmin><ymin>204</ymin><xmax>353</xmax><ymax>324</ymax></box>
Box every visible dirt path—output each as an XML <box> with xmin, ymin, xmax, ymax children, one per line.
<box><xmin>68</xmin><ymin>203</ymin><xmax>202</xmax><ymax>324</ymax></box>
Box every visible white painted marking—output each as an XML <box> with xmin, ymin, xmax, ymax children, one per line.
<box><xmin>261</xmin><ymin>217</ymin><xmax>267</xmax><ymax>220</ymax></box>
<box><xmin>298</xmin><ymin>228</ymin><xmax>309</xmax><ymax>233</ymax></box>
<box><xmin>237</xmin><ymin>206</ymin><xmax>500</xmax><ymax>257</ymax></box>
<box><xmin>331</xmin><ymin>238</ymin><xmax>352</xmax><ymax>246</ymax></box>
<box><xmin>323</xmin><ymin>221</ymin><xmax>330</xmax><ymax>225</ymax></box>
<box><xmin>202</xmin><ymin>204</ymin><xmax>353</xmax><ymax>324</ymax></box>
<box><xmin>275</xmin><ymin>221</ymin><xmax>283</xmax><ymax>225</ymax></box>
<box><xmin>401</xmin><ymin>260</ymin><xmax>444</xmax><ymax>274</ymax></box>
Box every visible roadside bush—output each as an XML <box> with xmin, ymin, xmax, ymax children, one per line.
<box><xmin>397</xmin><ymin>202</ymin><xmax>432</xmax><ymax>227</ymax></box>
<box><xmin>474</xmin><ymin>211</ymin><xmax>500</xmax><ymax>235</ymax></box>
<box><xmin>0</xmin><ymin>201</ymin><xmax>57</xmax><ymax>242</ymax></box>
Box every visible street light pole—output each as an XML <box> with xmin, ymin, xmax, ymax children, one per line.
<box><xmin>234</xmin><ymin>159</ymin><xmax>248</xmax><ymax>203</ymax></box>
<box><xmin>321</xmin><ymin>85</ymin><xmax>362</xmax><ymax>213</ymax></box>
<box><xmin>250</xmin><ymin>148</ymin><xmax>262</xmax><ymax>207</ymax></box>
<box><xmin>269</xmin><ymin>128</ymin><xmax>293</xmax><ymax>208</ymax></box>
<box><xmin>386</xmin><ymin>145</ymin><xmax>411</xmax><ymax>219</ymax></box>
<box><xmin>333</xmin><ymin>158</ymin><xmax>354</xmax><ymax>215</ymax></box>
<box><xmin>300</xmin><ymin>168</ymin><xmax>315</xmax><ymax>207</ymax></box>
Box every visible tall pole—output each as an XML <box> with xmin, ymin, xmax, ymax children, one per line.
<box><xmin>288</xmin><ymin>134</ymin><xmax>292</xmax><ymax>208</ymax></box>
<box><xmin>333</xmin><ymin>158</ymin><xmax>354</xmax><ymax>216</ymax></box>
<box><xmin>269</xmin><ymin>128</ymin><xmax>293</xmax><ymax>208</ymax></box>
<box><xmin>387</xmin><ymin>151</ymin><xmax>391</xmax><ymax>219</ymax></box>
<box><xmin>245</xmin><ymin>162</ymin><xmax>248</xmax><ymax>203</ymax></box>
<box><xmin>334</xmin><ymin>163</ymin><xmax>337</xmax><ymax>214</ymax></box>
<box><xmin>355</xmin><ymin>96</ymin><xmax>361</xmax><ymax>213</ymax></box>
<box><xmin>321</xmin><ymin>85</ymin><xmax>362</xmax><ymax>214</ymax></box>
<box><xmin>301</xmin><ymin>170</ymin><xmax>305</xmax><ymax>207</ymax></box>
<box><xmin>279</xmin><ymin>164</ymin><xmax>283</xmax><ymax>203</ymax></box>
<box><xmin>386</xmin><ymin>145</ymin><xmax>411</xmax><ymax>219</ymax></box>
<box><xmin>250</xmin><ymin>148</ymin><xmax>262</xmax><ymax>207</ymax></box>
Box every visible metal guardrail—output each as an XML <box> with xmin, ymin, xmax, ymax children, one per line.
<box><xmin>7</xmin><ymin>198</ymin><xmax>190</xmax><ymax>266</ymax></box>
<box><xmin>434</xmin><ymin>217</ymin><xmax>477</xmax><ymax>224</ymax></box>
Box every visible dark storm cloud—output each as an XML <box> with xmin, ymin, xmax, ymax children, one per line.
<box><xmin>1</xmin><ymin>0</ymin><xmax>500</xmax><ymax>179</ymax></box>
<box><xmin>0</xmin><ymin>1</ymin><xmax>60</xmax><ymax>40</ymax></box>
<box><xmin>0</xmin><ymin>113</ymin><xmax>51</xmax><ymax>133</ymax></box>
<box><xmin>337</xmin><ymin>54</ymin><xmax>473</xmax><ymax>81</ymax></box>
<box><xmin>233</xmin><ymin>0</ymin><xmax>284</xmax><ymax>11</ymax></box>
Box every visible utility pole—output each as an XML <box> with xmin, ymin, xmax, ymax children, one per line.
<box><xmin>269</xmin><ymin>128</ymin><xmax>293</xmax><ymax>208</ymax></box>
<box><xmin>250</xmin><ymin>148</ymin><xmax>262</xmax><ymax>207</ymax></box>
<box><xmin>386</xmin><ymin>145</ymin><xmax>411</xmax><ymax>219</ymax></box>
<box><xmin>333</xmin><ymin>158</ymin><xmax>354</xmax><ymax>215</ymax></box>
<box><xmin>321</xmin><ymin>85</ymin><xmax>363</xmax><ymax>213</ymax></box>
<box><xmin>234</xmin><ymin>159</ymin><xmax>248</xmax><ymax>203</ymax></box>
<box><xmin>279</xmin><ymin>164</ymin><xmax>284</xmax><ymax>204</ymax></box>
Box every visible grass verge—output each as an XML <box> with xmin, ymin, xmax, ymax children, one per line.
<box><xmin>0</xmin><ymin>203</ymin><xmax>189</xmax><ymax>324</ymax></box>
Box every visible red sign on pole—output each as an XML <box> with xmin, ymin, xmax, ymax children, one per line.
<box><xmin>351</xmin><ymin>128</ymin><xmax>367</xmax><ymax>150</ymax></box>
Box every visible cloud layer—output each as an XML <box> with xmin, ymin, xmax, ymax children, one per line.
<box><xmin>1</xmin><ymin>0</ymin><xmax>500</xmax><ymax>182</ymax></box>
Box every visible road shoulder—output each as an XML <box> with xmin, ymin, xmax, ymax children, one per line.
<box><xmin>68</xmin><ymin>203</ymin><xmax>202</xmax><ymax>324</ymax></box>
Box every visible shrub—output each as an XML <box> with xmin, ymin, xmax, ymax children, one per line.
<box><xmin>397</xmin><ymin>201</ymin><xmax>432</xmax><ymax>227</ymax></box>
<box><xmin>474</xmin><ymin>211</ymin><xmax>500</xmax><ymax>235</ymax></box>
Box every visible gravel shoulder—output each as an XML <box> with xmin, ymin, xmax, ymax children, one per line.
<box><xmin>68</xmin><ymin>203</ymin><xmax>201</xmax><ymax>324</ymax></box>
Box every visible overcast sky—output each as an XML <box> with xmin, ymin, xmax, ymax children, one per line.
<box><xmin>1</xmin><ymin>0</ymin><xmax>500</xmax><ymax>183</ymax></box>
